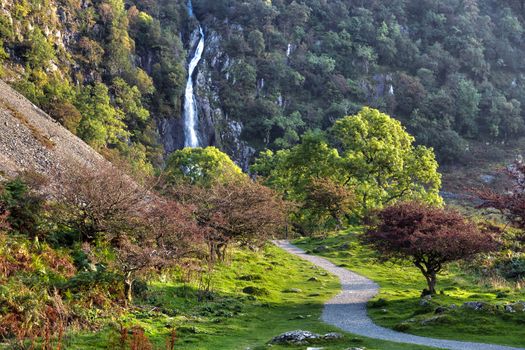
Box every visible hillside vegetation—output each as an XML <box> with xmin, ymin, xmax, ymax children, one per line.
<box><xmin>2</xmin><ymin>0</ymin><xmax>525</xmax><ymax>166</ymax></box>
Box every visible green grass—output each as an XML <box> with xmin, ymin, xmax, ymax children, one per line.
<box><xmin>295</xmin><ymin>230</ymin><xmax>525</xmax><ymax>348</ymax></box>
<box><xmin>52</xmin><ymin>245</ymin><xmax>437</xmax><ymax>350</ymax></box>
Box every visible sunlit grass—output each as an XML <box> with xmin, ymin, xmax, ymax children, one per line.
<box><xmin>295</xmin><ymin>230</ymin><xmax>525</xmax><ymax>347</ymax></box>
<box><xmin>58</xmin><ymin>244</ymin><xmax>437</xmax><ymax>350</ymax></box>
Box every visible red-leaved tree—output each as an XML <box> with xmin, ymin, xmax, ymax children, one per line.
<box><xmin>363</xmin><ymin>202</ymin><xmax>497</xmax><ymax>294</ymax></box>
<box><xmin>173</xmin><ymin>179</ymin><xmax>289</xmax><ymax>262</ymax></box>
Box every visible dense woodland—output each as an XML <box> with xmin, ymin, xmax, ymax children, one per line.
<box><xmin>3</xmin><ymin>0</ymin><xmax>525</xmax><ymax>165</ymax></box>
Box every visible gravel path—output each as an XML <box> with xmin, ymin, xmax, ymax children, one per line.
<box><xmin>274</xmin><ymin>240</ymin><xmax>524</xmax><ymax>350</ymax></box>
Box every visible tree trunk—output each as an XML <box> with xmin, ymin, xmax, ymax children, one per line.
<box><xmin>124</xmin><ymin>273</ymin><xmax>134</xmax><ymax>306</ymax></box>
<box><xmin>424</xmin><ymin>272</ymin><xmax>437</xmax><ymax>295</ymax></box>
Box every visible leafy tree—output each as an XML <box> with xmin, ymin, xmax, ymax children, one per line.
<box><xmin>24</xmin><ymin>28</ymin><xmax>55</xmax><ymax>70</ymax></box>
<box><xmin>53</xmin><ymin>164</ymin><xmax>145</xmax><ymax>243</ymax></box>
<box><xmin>331</xmin><ymin>108</ymin><xmax>442</xmax><ymax>213</ymax></box>
<box><xmin>173</xmin><ymin>179</ymin><xmax>288</xmax><ymax>261</ymax></box>
<box><xmin>364</xmin><ymin>202</ymin><xmax>497</xmax><ymax>294</ymax></box>
<box><xmin>166</xmin><ymin>147</ymin><xmax>243</xmax><ymax>187</ymax></box>
<box><xmin>477</xmin><ymin>161</ymin><xmax>525</xmax><ymax>241</ymax></box>
<box><xmin>111</xmin><ymin>78</ymin><xmax>150</xmax><ymax>129</ymax></box>
<box><xmin>116</xmin><ymin>199</ymin><xmax>202</xmax><ymax>304</ymax></box>
<box><xmin>303</xmin><ymin>177</ymin><xmax>355</xmax><ymax>231</ymax></box>
<box><xmin>0</xmin><ymin>178</ymin><xmax>44</xmax><ymax>238</ymax></box>
<box><xmin>76</xmin><ymin>83</ymin><xmax>129</xmax><ymax>150</ymax></box>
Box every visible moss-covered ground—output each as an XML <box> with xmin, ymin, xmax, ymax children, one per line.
<box><xmin>54</xmin><ymin>245</ymin><xmax>436</xmax><ymax>349</ymax></box>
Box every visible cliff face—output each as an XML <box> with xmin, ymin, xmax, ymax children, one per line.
<box><xmin>158</xmin><ymin>24</ymin><xmax>255</xmax><ymax>169</ymax></box>
<box><xmin>0</xmin><ymin>80</ymin><xmax>104</xmax><ymax>179</ymax></box>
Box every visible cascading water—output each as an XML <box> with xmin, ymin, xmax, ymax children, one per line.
<box><xmin>183</xmin><ymin>0</ymin><xmax>205</xmax><ymax>148</ymax></box>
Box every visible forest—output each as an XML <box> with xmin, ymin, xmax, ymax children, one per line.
<box><xmin>2</xmin><ymin>0</ymin><xmax>525</xmax><ymax>165</ymax></box>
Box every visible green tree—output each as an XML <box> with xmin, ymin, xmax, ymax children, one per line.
<box><xmin>76</xmin><ymin>83</ymin><xmax>129</xmax><ymax>150</ymax></box>
<box><xmin>166</xmin><ymin>147</ymin><xmax>244</xmax><ymax>187</ymax></box>
<box><xmin>331</xmin><ymin>107</ymin><xmax>442</xmax><ymax>213</ymax></box>
<box><xmin>25</xmin><ymin>28</ymin><xmax>55</xmax><ymax>70</ymax></box>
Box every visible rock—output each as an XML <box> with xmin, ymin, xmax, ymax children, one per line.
<box><xmin>462</xmin><ymin>301</ymin><xmax>486</xmax><ymax>311</ymax></box>
<box><xmin>480</xmin><ymin>174</ymin><xmax>496</xmax><ymax>184</ymax></box>
<box><xmin>338</xmin><ymin>243</ymin><xmax>351</xmax><ymax>250</ymax></box>
<box><xmin>270</xmin><ymin>330</ymin><xmax>320</xmax><ymax>345</ymax></box>
<box><xmin>283</xmin><ymin>288</ymin><xmax>302</xmax><ymax>293</ymax></box>
<box><xmin>505</xmin><ymin>304</ymin><xmax>515</xmax><ymax>313</ymax></box>
<box><xmin>308</xmin><ymin>277</ymin><xmax>320</xmax><ymax>282</ymax></box>
<box><xmin>449</xmin><ymin>304</ymin><xmax>458</xmax><ymax>309</ymax></box>
<box><xmin>313</xmin><ymin>245</ymin><xmax>329</xmax><ymax>253</ymax></box>
<box><xmin>505</xmin><ymin>301</ymin><xmax>525</xmax><ymax>312</ymax></box>
<box><xmin>344</xmin><ymin>348</ymin><xmax>366</xmax><ymax>350</ymax></box>
<box><xmin>420</xmin><ymin>315</ymin><xmax>448</xmax><ymax>325</ymax></box>
<box><xmin>242</xmin><ymin>286</ymin><xmax>269</xmax><ymax>296</ymax></box>
<box><xmin>419</xmin><ymin>295</ymin><xmax>432</xmax><ymax>307</ymax></box>
<box><xmin>322</xmin><ymin>332</ymin><xmax>343</xmax><ymax>340</ymax></box>
<box><xmin>435</xmin><ymin>306</ymin><xmax>448</xmax><ymax>314</ymax></box>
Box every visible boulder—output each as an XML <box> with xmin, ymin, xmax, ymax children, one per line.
<box><xmin>505</xmin><ymin>301</ymin><xmax>525</xmax><ymax>313</ymax></box>
<box><xmin>462</xmin><ymin>301</ymin><xmax>486</xmax><ymax>311</ymax></box>
<box><xmin>419</xmin><ymin>295</ymin><xmax>432</xmax><ymax>307</ymax></box>
<box><xmin>313</xmin><ymin>245</ymin><xmax>329</xmax><ymax>253</ymax></box>
<box><xmin>323</xmin><ymin>332</ymin><xmax>343</xmax><ymax>340</ymax></box>
<box><xmin>270</xmin><ymin>331</ymin><xmax>344</xmax><ymax>345</ymax></box>
<box><xmin>435</xmin><ymin>306</ymin><xmax>448</xmax><ymax>314</ymax></box>
<box><xmin>270</xmin><ymin>330</ymin><xmax>320</xmax><ymax>345</ymax></box>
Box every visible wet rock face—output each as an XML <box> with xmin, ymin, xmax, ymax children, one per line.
<box><xmin>158</xmin><ymin>27</ymin><xmax>255</xmax><ymax>170</ymax></box>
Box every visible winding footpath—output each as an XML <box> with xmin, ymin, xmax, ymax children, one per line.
<box><xmin>274</xmin><ymin>241</ymin><xmax>525</xmax><ymax>350</ymax></box>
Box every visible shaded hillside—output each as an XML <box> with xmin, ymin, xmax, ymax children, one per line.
<box><xmin>0</xmin><ymin>80</ymin><xmax>104</xmax><ymax>179</ymax></box>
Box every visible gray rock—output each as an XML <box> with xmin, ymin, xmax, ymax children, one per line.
<box><xmin>435</xmin><ymin>306</ymin><xmax>448</xmax><ymax>314</ymax></box>
<box><xmin>505</xmin><ymin>301</ymin><xmax>525</xmax><ymax>312</ymax></box>
<box><xmin>419</xmin><ymin>295</ymin><xmax>432</xmax><ymax>307</ymax></box>
<box><xmin>313</xmin><ymin>245</ymin><xmax>329</xmax><ymax>253</ymax></box>
<box><xmin>270</xmin><ymin>330</ymin><xmax>320</xmax><ymax>345</ymax></box>
<box><xmin>322</xmin><ymin>332</ymin><xmax>343</xmax><ymax>340</ymax></box>
<box><xmin>462</xmin><ymin>301</ymin><xmax>486</xmax><ymax>311</ymax></box>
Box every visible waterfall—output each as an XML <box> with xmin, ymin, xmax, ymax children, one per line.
<box><xmin>183</xmin><ymin>0</ymin><xmax>205</xmax><ymax>148</ymax></box>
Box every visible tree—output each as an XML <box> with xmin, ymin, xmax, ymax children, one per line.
<box><xmin>363</xmin><ymin>202</ymin><xmax>497</xmax><ymax>294</ymax></box>
<box><xmin>331</xmin><ymin>107</ymin><xmax>442</xmax><ymax>214</ymax></box>
<box><xmin>173</xmin><ymin>179</ymin><xmax>288</xmax><ymax>262</ymax></box>
<box><xmin>166</xmin><ymin>147</ymin><xmax>243</xmax><ymax>187</ymax></box>
<box><xmin>76</xmin><ymin>83</ymin><xmax>130</xmax><ymax>150</ymax></box>
<box><xmin>303</xmin><ymin>178</ymin><xmax>355</xmax><ymax>230</ymax></box>
<box><xmin>0</xmin><ymin>178</ymin><xmax>44</xmax><ymax>238</ymax></box>
<box><xmin>53</xmin><ymin>164</ymin><xmax>145</xmax><ymax>243</ymax></box>
<box><xmin>115</xmin><ymin>199</ymin><xmax>203</xmax><ymax>304</ymax></box>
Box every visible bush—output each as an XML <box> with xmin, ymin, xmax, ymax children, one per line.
<box><xmin>495</xmin><ymin>256</ymin><xmax>525</xmax><ymax>281</ymax></box>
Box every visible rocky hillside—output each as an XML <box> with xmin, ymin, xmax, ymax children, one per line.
<box><xmin>0</xmin><ymin>79</ymin><xmax>104</xmax><ymax>179</ymax></box>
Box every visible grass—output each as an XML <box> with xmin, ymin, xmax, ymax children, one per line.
<box><xmin>295</xmin><ymin>230</ymin><xmax>525</xmax><ymax>348</ymax></box>
<box><xmin>44</xmin><ymin>244</ymin><xmax>437</xmax><ymax>350</ymax></box>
